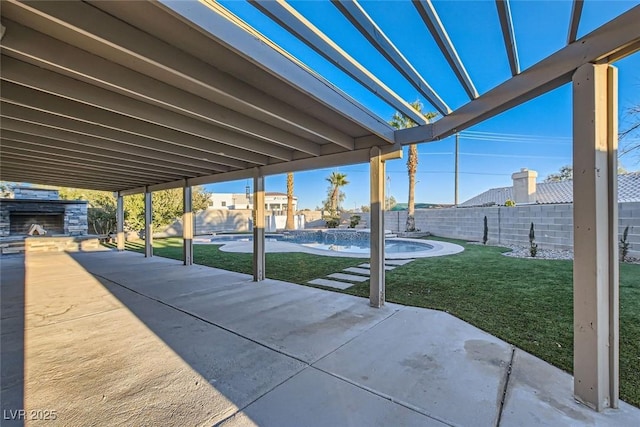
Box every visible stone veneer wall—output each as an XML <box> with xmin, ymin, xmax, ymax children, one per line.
<box><xmin>384</xmin><ymin>202</ymin><xmax>640</xmax><ymax>257</ymax></box>
<box><xmin>0</xmin><ymin>200</ymin><xmax>88</xmax><ymax>237</ymax></box>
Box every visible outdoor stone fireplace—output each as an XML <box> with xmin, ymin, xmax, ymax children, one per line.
<box><xmin>0</xmin><ymin>187</ymin><xmax>88</xmax><ymax>237</ymax></box>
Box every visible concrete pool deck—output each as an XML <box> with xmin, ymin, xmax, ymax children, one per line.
<box><xmin>1</xmin><ymin>250</ymin><xmax>639</xmax><ymax>426</ymax></box>
<box><xmin>195</xmin><ymin>236</ymin><xmax>464</xmax><ymax>259</ymax></box>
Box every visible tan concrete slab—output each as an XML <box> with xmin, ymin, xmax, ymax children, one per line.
<box><xmin>343</xmin><ymin>267</ymin><xmax>371</xmax><ymax>275</ymax></box>
<box><xmin>308</xmin><ymin>278</ymin><xmax>355</xmax><ymax>289</ymax></box>
<box><xmin>314</xmin><ymin>308</ymin><xmax>513</xmax><ymax>426</ymax></box>
<box><xmin>500</xmin><ymin>349</ymin><xmax>640</xmax><ymax>426</ymax></box>
<box><xmin>219</xmin><ymin>368</ymin><xmax>448</xmax><ymax>427</ymax></box>
<box><xmin>2</xmin><ymin>251</ymin><xmax>305</xmax><ymax>426</ymax></box>
<box><xmin>326</xmin><ymin>272</ymin><xmax>369</xmax><ymax>282</ymax></box>
<box><xmin>358</xmin><ymin>263</ymin><xmax>395</xmax><ymax>270</ymax></box>
<box><xmin>384</xmin><ymin>259</ymin><xmax>415</xmax><ymax>266</ymax></box>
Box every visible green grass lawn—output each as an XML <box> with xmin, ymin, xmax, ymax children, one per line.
<box><xmin>121</xmin><ymin>237</ymin><xmax>640</xmax><ymax>407</ymax></box>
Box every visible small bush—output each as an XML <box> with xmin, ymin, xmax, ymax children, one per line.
<box><xmin>505</xmin><ymin>199</ymin><xmax>516</xmax><ymax>207</ymax></box>
<box><xmin>529</xmin><ymin>222</ymin><xmax>538</xmax><ymax>257</ymax></box>
<box><xmin>349</xmin><ymin>215</ymin><xmax>361</xmax><ymax>228</ymax></box>
<box><xmin>620</xmin><ymin>226</ymin><xmax>630</xmax><ymax>262</ymax></box>
<box><xmin>483</xmin><ymin>216</ymin><xmax>488</xmax><ymax>245</ymax></box>
<box><xmin>325</xmin><ymin>218</ymin><xmax>339</xmax><ymax>228</ymax></box>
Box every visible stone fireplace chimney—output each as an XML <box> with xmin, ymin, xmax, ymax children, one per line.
<box><xmin>511</xmin><ymin>168</ymin><xmax>538</xmax><ymax>204</ymax></box>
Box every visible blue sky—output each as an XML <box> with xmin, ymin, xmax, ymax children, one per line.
<box><xmin>207</xmin><ymin>1</ymin><xmax>640</xmax><ymax>210</ymax></box>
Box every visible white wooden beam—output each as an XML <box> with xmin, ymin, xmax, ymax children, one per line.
<box><xmin>332</xmin><ymin>0</ymin><xmax>451</xmax><ymax>116</ymax></box>
<box><xmin>0</xmin><ymin>86</ymin><xmax>263</xmax><ymax>167</ymax></box>
<box><xmin>250</xmin><ymin>0</ymin><xmax>427</xmax><ymax>125</ymax></box>
<box><xmin>572</xmin><ymin>63</ymin><xmax>618</xmax><ymax>411</ymax></box>
<box><xmin>369</xmin><ymin>147</ymin><xmax>385</xmax><ymax>308</ymax></box>
<box><xmin>0</xmin><ymin>57</ymin><xmax>294</xmax><ymax>161</ymax></box>
<box><xmin>396</xmin><ymin>5</ymin><xmax>640</xmax><ymax>145</ymax></box>
<box><xmin>495</xmin><ymin>0</ymin><xmax>520</xmax><ymax>76</ymax></box>
<box><xmin>253</xmin><ymin>171</ymin><xmax>266</xmax><ymax>281</ymax></box>
<box><xmin>412</xmin><ymin>0</ymin><xmax>479</xmax><ymax>99</ymax></box>
<box><xmin>567</xmin><ymin>0</ymin><xmax>584</xmax><ymax>44</ymax></box>
<box><xmin>0</xmin><ymin>20</ymin><xmax>325</xmax><ymax>156</ymax></box>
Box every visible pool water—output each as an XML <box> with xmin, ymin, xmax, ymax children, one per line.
<box><xmin>208</xmin><ymin>234</ymin><xmax>434</xmax><ymax>255</ymax></box>
<box><xmin>301</xmin><ymin>241</ymin><xmax>433</xmax><ymax>254</ymax></box>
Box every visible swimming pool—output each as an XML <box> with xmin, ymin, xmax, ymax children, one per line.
<box><xmin>194</xmin><ymin>231</ymin><xmax>464</xmax><ymax>259</ymax></box>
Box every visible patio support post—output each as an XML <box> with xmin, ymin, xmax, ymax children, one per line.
<box><xmin>572</xmin><ymin>63</ymin><xmax>619</xmax><ymax>411</ymax></box>
<box><xmin>253</xmin><ymin>170</ymin><xmax>266</xmax><ymax>281</ymax></box>
<box><xmin>183</xmin><ymin>184</ymin><xmax>193</xmax><ymax>266</ymax></box>
<box><xmin>144</xmin><ymin>187</ymin><xmax>153</xmax><ymax>258</ymax></box>
<box><xmin>116</xmin><ymin>192</ymin><xmax>124</xmax><ymax>251</ymax></box>
<box><xmin>369</xmin><ymin>146</ymin><xmax>385</xmax><ymax>307</ymax></box>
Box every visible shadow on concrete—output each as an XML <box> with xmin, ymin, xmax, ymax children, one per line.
<box><xmin>1</xmin><ymin>255</ymin><xmax>25</xmax><ymax>426</ymax></box>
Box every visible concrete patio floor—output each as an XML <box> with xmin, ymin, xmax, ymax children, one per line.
<box><xmin>1</xmin><ymin>250</ymin><xmax>639</xmax><ymax>426</ymax></box>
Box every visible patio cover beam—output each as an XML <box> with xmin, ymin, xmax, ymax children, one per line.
<box><xmin>412</xmin><ymin>0</ymin><xmax>479</xmax><ymax>99</ymax></box>
<box><xmin>567</xmin><ymin>0</ymin><xmax>584</xmax><ymax>44</ymax></box>
<box><xmin>332</xmin><ymin>0</ymin><xmax>451</xmax><ymax>116</ymax></box>
<box><xmin>396</xmin><ymin>5</ymin><xmax>640</xmax><ymax>145</ymax></box>
<box><xmin>0</xmin><ymin>20</ymin><xmax>322</xmax><ymax>158</ymax></box>
<box><xmin>0</xmin><ymin>112</ymin><xmax>231</xmax><ymax>173</ymax></box>
<box><xmin>0</xmin><ymin>57</ymin><xmax>295</xmax><ymax>161</ymax></box>
<box><xmin>119</xmin><ymin>144</ymin><xmax>403</xmax><ymax>196</ymax></box>
<box><xmin>0</xmin><ymin>0</ymin><xmax>359</xmax><ymax>151</ymax></box>
<box><xmin>0</xmin><ymin>88</ymin><xmax>262</xmax><ymax>168</ymax></box>
<box><xmin>250</xmin><ymin>0</ymin><xmax>428</xmax><ymax>125</ymax></box>
<box><xmin>495</xmin><ymin>0</ymin><xmax>520</xmax><ymax>76</ymax></box>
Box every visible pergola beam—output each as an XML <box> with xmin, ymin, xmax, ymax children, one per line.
<box><xmin>0</xmin><ymin>57</ymin><xmax>295</xmax><ymax>161</ymax></box>
<box><xmin>250</xmin><ymin>0</ymin><xmax>428</xmax><ymax>125</ymax></box>
<box><xmin>0</xmin><ymin>124</ymin><xmax>223</xmax><ymax>175</ymax></box>
<box><xmin>332</xmin><ymin>0</ymin><xmax>451</xmax><ymax>116</ymax></box>
<box><xmin>0</xmin><ymin>1</ymin><xmax>358</xmax><ymax>151</ymax></box>
<box><xmin>396</xmin><ymin>5</ymin><xmax>640</xmax><ymax>145</ymax></box>
<box><xmin>0</xmin><ymin>111</ymin><xmax>231</xmax><ymax>173</ymax></box>
<box><xmin>567</xmin><ymin>0</ymin><xmax>584</xmax><ymax>44</ymax></box>
<box><xmin>412</xmin><ymin>0</ymin><xmax>479</xmax><ymax>99</ymax></box>
<box><xmin>495</xmin><ymin>0</ymin><xmax>520</xmax><ymax>76</ymax></box>
<box><xmin>0</xmin><ymin>83</ymin><xmax>266</xmax><ymax>167</ymax></box>
<box><xmin>0</xmin><ymin>21</ymin><xmax>323</xmax><ymax>157</ymax></box>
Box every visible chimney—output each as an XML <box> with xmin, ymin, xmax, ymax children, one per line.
<box><xmin>511</xmin><ymin>168</ymin><xmax>537</xmax><ymax>204</ymax></box>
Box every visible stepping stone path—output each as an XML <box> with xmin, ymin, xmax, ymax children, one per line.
<box><xmin>307</xmin><ymin>258</ymin><xmax>416</xmax><ymax>289</ymax></box>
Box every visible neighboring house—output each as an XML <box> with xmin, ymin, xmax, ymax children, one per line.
<box><xmin>460</xmin><ymin>168</ymin><xmax>640</xmax><ymax>207</ymax></box>
<box><xmin>209</xmin><ymin>192</ymin><xmax>298</xmax><ymax>213</ymax></box>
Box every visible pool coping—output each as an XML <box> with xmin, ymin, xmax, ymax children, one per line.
<box><xmin>194</xmin><ymin>235</ymin><xmax>464</xmax><ymax>259</ymax></box>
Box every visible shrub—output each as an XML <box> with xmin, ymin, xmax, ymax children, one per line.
<box><xmin>482</xmin><ymin>216</ymin><xmax>488</xmax><ymax>245</ymax></box>
<box><xmin>325</xmin><ymin>218</ymin><xmax>339</xmax><ymax>228</ymax></box>
<box><xmin>349</xmin><ymin>215</ymin><xmax>361</xmax><ymax>228</ymax></box>
<box><xmin>505</xmin><ymin>199</ymin><xmax>516</xmax><ymax>207</ymax></box>
<box><xmin>529</xmin><ymin>222</ymin><xmax>538</xmax><ymax>257</ymax></box>
<box><xmin>620</xmin><ymin>226</ymin><xmax>630</xmax><ymax>262</ymax></box>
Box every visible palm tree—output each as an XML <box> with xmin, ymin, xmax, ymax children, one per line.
<box><xmin>285</xmin><ymin>172</ymin><xmax>295</xmax><ymax>230</ymax></box>
<box><xmin>326</xmin><ymin>172</ymin><xmax>349</xmax><ymax>215</ymax></box>
<box><xmin>390</xmin><ymin>101</ymin><xmax>437</xmax><ymax>231</ymax></box>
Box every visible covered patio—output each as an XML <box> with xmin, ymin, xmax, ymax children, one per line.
<box><xmin>2</xmin><ymin>249</ymin><xmax>639</xmax><ymax>426</ymax></box>
<box><xmin>1</xmin><ymin>0</ymin><xmax>640</xmax><ymax>422</ymax></box>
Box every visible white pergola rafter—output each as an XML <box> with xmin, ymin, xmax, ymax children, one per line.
<box><xmin>332</xmin><ymin>0</ymin><xmax>451</xmax><ymax>116</ymax></box>
<box><xmin>249</xmin><ymin>0</ymin><xmax>428</xmax><ymax>125</ymax></box>
<box><xmin>567</xmin><ymin>0</ymin><xmax>584</xmax><ymax>44</ymax></box>
<box><xmin>412</xmin><ymin>0</ymin><xmax>479</xmax><ymax>100</ymax></box>
<box><xmin>495</xmin><ymin>0</ymin><xmax>520</xmax><ymax>76</ymax></box>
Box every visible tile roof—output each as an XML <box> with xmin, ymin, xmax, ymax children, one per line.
<box><xmin>460</xmin><ymin>172</ymin><xmax>640</xmax><ymax>207</ymax></box>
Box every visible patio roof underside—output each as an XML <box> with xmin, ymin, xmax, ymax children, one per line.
<box><xmin>1</xmin><ymin>0</ymin><xmax>639</xmax><ymax>194</ymax></box>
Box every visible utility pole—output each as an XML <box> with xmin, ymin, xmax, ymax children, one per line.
<box><xmin>454</xmin><ymin>133</ymin><xmax>459</xmax><ymax>206</ymax></box>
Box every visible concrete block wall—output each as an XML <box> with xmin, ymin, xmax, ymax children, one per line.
<box><xmin>12</xmin><ymin>188</ymin><xmax>59</xmax><ymax>200</ymax></box>
<box><xmin>384</xmin><ymin>202</ymin><xmax>640</xmax><ymax>256</ymax></box>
